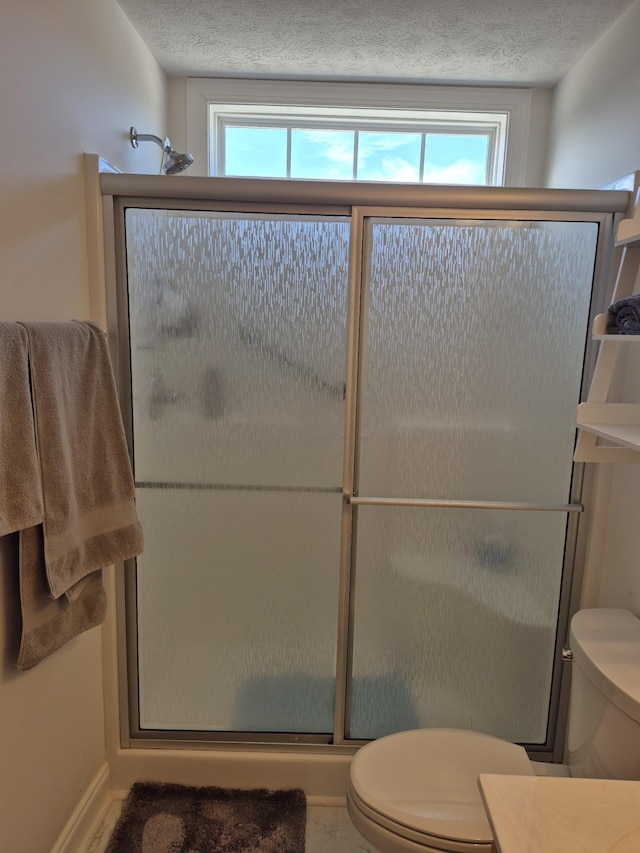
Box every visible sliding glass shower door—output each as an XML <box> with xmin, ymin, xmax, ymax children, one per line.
<box><xmin>348</xmin><ymin>217</ymin><xmax>598</xmax><ymax>742</ymax></box>
<box><xmin>119</xmin><ymin>198</ymin><xmax>603</xmax><ymax>746</ymax></box>
<box><xmin>125</xmin><ymin>210</ymin><xmax>350</xmax><ymax>732</ymax></box>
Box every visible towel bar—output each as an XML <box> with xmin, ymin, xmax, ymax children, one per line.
<box><xmin>135</xmin><ymin>481</ymin><xmax>342</xmax><ymax>494</ymax></box>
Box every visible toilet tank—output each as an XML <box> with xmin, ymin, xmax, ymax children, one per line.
<box><xmin>567</xmin><ymin>608</ymin><xmax>640</xmax><ymax>779</ymax></box>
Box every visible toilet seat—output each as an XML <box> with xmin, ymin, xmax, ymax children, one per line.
<box><xmin>348</xmin><ymin>728</ymin><xmax>534</xmax><ymax>852</ymax></box>
<box><xmin>348</xmin><ymin>781</ymin><xmax>491</xmax><ymax>852</ymax></box>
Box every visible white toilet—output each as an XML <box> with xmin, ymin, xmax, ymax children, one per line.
<box><xmin>347</xmin><ymin>608</ymin><xmax>640</xmax><ymax>852</ymax></box>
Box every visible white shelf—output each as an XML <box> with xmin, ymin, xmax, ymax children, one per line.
<box><xmin>615</xmin><ymin>232</ymin><xmax>640</xmax><ymax>248</ymax></box>
<box><xmin>576</xmin><ymin>187</ymin><xmax>640</xmax><ymax>463</ymax></box>
<box><xmin>577</xmin><ymin>422</ymin><xmax>640</xmax><ymax>450</ymax></box>
<box><xmin>615</xmin><ymin>210</ymin><xmax>640</xmax><ymax>246</ymax></box>
<box><xmin>577</xmin><ymin>403</ymin><xmax>640</xmax><ymax>451</ymax></box>
<box><xmin>592</xmin><ymin>313</ymin><xmax>640</xmax><ymax>340</ymax></box>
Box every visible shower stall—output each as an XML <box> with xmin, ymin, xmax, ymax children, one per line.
<box><xmin>101</xmin><ymin>174</ymin><xmax>626</xmax><ymax>756</ymax></box>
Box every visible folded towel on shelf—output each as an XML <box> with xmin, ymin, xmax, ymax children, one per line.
<box><xmin>0</xmin><ymin>323</ymin><xmax>43</xmax><ymax>537</ymax></box>
<box><xmin>18</xmin><ymin>320</ymin><xmax>144</xmax><ymax>601</ymax></box>
<box><xmin>606</xmin><ymin>294</ymin><xmax>640</xmax><ymax>334</ymax></box>
<box><xmin>17</xmin><ymin>525</ymin><xmax>107</xmax><ymax>670</ymax></box>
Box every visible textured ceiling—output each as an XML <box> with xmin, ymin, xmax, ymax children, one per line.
<box><xmin>117</xmin><ymin>0</ymin><xmax>633</xmax><ymax>85</ymax></box>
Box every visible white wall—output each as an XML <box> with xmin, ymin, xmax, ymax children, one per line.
<box><xmin>545</xmin><ymin>0</ymin><xmax>640</xmax><ymax>617</ymax></box>
<box><xmin>546</xmin><ymin>0</ymin><xmax>640</xmax><ymax>190</ymax></box>
<box><xmin>0</xmin><ymin>2</ymin><xmax>166</xmax><ymax>851</ymax></box>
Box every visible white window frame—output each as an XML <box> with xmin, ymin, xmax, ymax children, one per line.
<box><xmin>214</xmin><ymin>106</ymin><xmax>505</xmax><ymax>185</ymax></box>
<box><xmin>183</xmin><ymin>78</ymin><xmax>542</xmax><ymax>186</ymax></box>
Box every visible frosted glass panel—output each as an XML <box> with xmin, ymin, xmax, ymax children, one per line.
<box><xmin>350</xmin><ymin>216</ymin><xmax>598</xmax><ymax>743</ymax></box>
<box><xmin>136</xmin><ymin>489</ymin><xmax>341</xmax><ymax>731</ymax></box>
<box><xmin>359</xmin><ymin>219</ymin><xmax>598</xmax><ymax>502</ymax></box>
<box><xmin>125</xmin><ymin>210</ymin><xmax>349</xmax><ymax>733</ymax></box>
<box><xmin>349</xmin><ymin>505</ymin><xmax>566</xmax><ymax>742</ymax></box>
<box><xmin>125</xmin><ymin>211</ymin><xmax>349</xmax><ymax>488</ymax></box>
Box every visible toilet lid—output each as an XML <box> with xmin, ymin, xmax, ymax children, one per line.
<box><xmin>350</xmin><ymin>728</ymin><xmax>534</xmax><ymax>845</ymax></box>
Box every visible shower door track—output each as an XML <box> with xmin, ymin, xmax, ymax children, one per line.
<box><xmin>101</xmin><ymin>173</ymin><xmax>629</xmax><ymax>758</ymax></box>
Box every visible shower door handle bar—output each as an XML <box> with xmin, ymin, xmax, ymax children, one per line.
<box><xmin>345</xmin><ymin>495</ymin><xmax>584</xmax><ymax>512</ymax></box>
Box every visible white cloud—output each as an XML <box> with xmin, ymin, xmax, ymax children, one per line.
<box><xmin>296</xmin><ymin>130</ymin><xmax>354</xmax><ymax>165</ymax></box>
<box><xmin>358</xmin><ymin>133</ymin><xmax>420</xmax><ymax>158</ymax></box>
<box><xmin>360</xmin><ymin>157</ymin><xmax>420</xmax><ymax>182</ymax></box>
<box><xmin>423</xmin><ymin>159</ymin><xmax>485</xmax><ymax>185</ymax></box>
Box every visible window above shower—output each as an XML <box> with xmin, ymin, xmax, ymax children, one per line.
<box><xmin>214</xmin><ymin>110</ymin><xmax>502</xmax><ymax>185</ymax></box>
<box><xmin>183</xmin><ymin>78</ymin><xmax>546</xmax><ymax>186</ymax></box>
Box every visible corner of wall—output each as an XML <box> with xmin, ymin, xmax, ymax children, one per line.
<box><xmin>526</xmin><ymin>88</ymin><xmax>552</xmax><ymax>187</ymax></box>
<box><xmin>167</xmin><ymin>77</ymin><xmax>190</xmax><ymax>156</ymax></box>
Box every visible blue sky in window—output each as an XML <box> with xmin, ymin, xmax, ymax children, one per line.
<box><xmin>291</xmin><ymin>129</ymin><xmax>423</xmax><ymax>181</ymax></box>
<box><xmin>291</xmin><ymin>129</ymin><xmax>354</xmax><ymax>180</ymax></box>
<box><xmin>423</xmin><ymin>134</ymin><xmax>488</xmax><ymax>185</ymax></box>
<box><xmin>357</xmin><ymin>132</ymin><xmax>422</xmax><ymax>182</ymax></box>
<box><xmin>225</xmin><ymin>126</ymin><xmax>489</xmax><ymax>184</ymax></box>
<box><xmin>225</xmin><ymin>127</ymin><xmax>288</xmax><ymax>177</ymax></box>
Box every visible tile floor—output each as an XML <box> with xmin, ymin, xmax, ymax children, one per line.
<box><xmin>86</xmin><ymin>798</ymin><xmax>377</xmax><ymax>852</ymax></box>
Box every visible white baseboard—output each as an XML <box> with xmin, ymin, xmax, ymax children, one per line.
<box><xmin>50</xmin><ymin>763</ymin><xmax>112</xmax><ymax>853</ymax></box>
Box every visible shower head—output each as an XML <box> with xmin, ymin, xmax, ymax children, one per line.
<box><xmin>130</xmin><ymin>127</ymin><xmax>194</xmax><ymax>175</ymax></box>
<box><xmin>163</xmin><ymin>148</ymin><xmax>195</xmax><ymax>175</ymax></box>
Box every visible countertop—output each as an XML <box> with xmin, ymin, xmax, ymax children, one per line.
<box><xmin>478</xmin><ymin>774</ymin><xmax>640</xmax><ymax>852</ymax></box>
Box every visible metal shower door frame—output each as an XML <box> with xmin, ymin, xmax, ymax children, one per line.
<box><xmin>99</xmin><ymin>174</ymin><xmax>626</xmax><ymax>758</ymax></box>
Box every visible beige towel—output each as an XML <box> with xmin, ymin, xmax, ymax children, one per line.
<box><xmin>17</xmin><ymin>525</ymin><xmax>107</xmax><ymax>669</ymax></box>
<box><xmin>0</xmin><ymin>323</ymin><xmax>43</xmax><ymax>536</ymax></box>
<box><xmin>18</xmin><ymin>320</ymin><xmax>144</xmax><ymax>601</ymax></box>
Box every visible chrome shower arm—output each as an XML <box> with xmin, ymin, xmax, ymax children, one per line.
<box><xmin>130</xmin><ymin>127</ymin><xmax>170</xmax><ymax>151</ymax></box>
